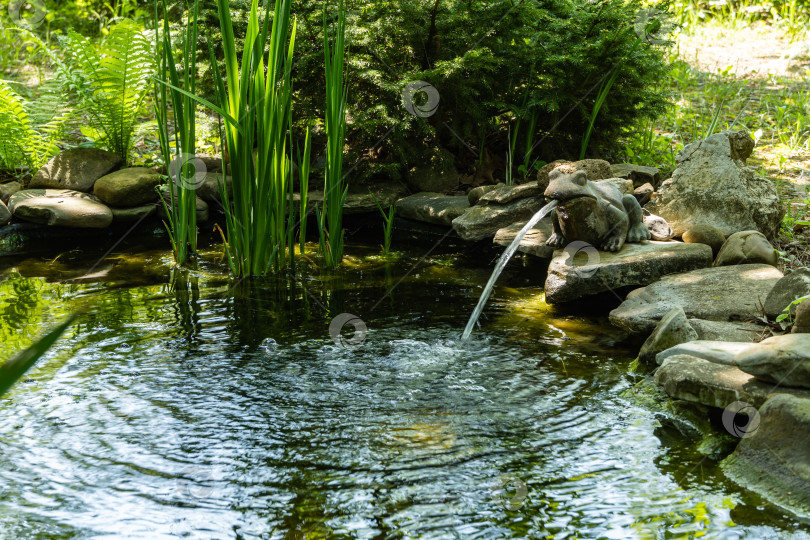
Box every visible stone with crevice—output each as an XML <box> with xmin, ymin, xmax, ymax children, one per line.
<box><xmin>609</xmin><ymin>264</ymin><xmax>783</xmax><ymax>335</ymax></box>
<box><xmin>545</xmin><ymin>241</ymin><xmax>713</xmax><ymax>304</ymax></box>
<box><xmin>713</xmin><ymin>230</ymin><xmax>777</xmax><ymax>267</ymax></box>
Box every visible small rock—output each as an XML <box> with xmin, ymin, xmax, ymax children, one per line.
<box><xmin>0</xmin><ymin>181</ymin><xmax>22</xmax><ymax>203</ymax></box>
<box><xmin>468</xmin><ymin>184</ymin><xmax>501</xmax><ymax>205</ymax></box>
<box><xmin>110</xmin><ymin>204</ymin><xmax>157</xmax><ymax>223</ymax></box>
<box><xmin>0</xmin><ymin>200</ymin><xmax>10</xmax><ymax>225</ymax></box>
<box><xmin>609</xmin><ymin>264</ymin><xmax>783</xmax><ymax>335</ymax></box>
<box><xmin>478</xmin><ymin>182</ymin><xmax>543</xmax><ymax>205</ymax></box>
<box><xmin>735</xmin><ymin>334</ymin><xmax>810</xmax><ymax>388</ymax></box>
<box><xmin>794</xmin><ymin>300</ymin><xmax>810</xmax><ymax>334</ymax></box>
<box><xmin>713</xmin><ymin>230</ymin><xmax>777</xmax><ymax>267</ymax></box>
<box><xmin>395</xmin><ymin>193</ymin><xmax>470</xmax><ymax>227</ymax></box>
<box><xmin>682</xmin><ymin>224</ymin><xmax>726</xmax><ymax>257</ymax></box>
<box><xmin>633</xmin><ymin>182</ymin><xmax>655</xmax><ymax>205</ymax></box>
<box><xmin>642</xmin><ymin>211</ymin><xmax>674</xmax><ymax>241</ymax></box>
<box><xmin>722</xmin><ymin>394</ymin><xmax>810</xmax><ymax>518</ymax></box>
<box><xmin>452</xmin><ymin>197</ymin><xmax>543</xmax><ymax>242</ymax></box>
<box><xmin>94</xmin><ymin>168</ymin><xmax>162</xmax><ymax>207</ymax></box>
<box><xmin>639</xmin><ymin>307</ymin><xmax>698</xmax><ymax>363</ymax></box>
<box><xmin>610</xmin><ymin>163</ymin><xmax>662</xmax><ymax>189</ymax></box>
<box><xmin>763</xmin><ymin>267</ymin><xmax>810</xmax><ymax>318</ymax></box>
<box><xmin>603</xmin><ymin>177</ymin><xmax>634</xmax><ymax>195</ymax></box>
<box><xmin>492</xmin><ymin>217</ymin><xmax>554</xmax><ymax>259</ymax></box>
<box><xmin>29</xmin><ymin>148</ymin><xmax>122</xmax><ymax>192</ymax></box>
<box><xmin>656</xmin><ymin>340</ymin><xmax>756</xmax><ymax>366</ymax></box>
<box><xmin>8</xmin><ymin>189</ymin><xmax>113</xmax><ymax>228</ymax></box>
<box><xmin>545</xmin><ymin>241</ymin><xmax>713</xmax><ymax>304</ymax></box>
<box><xmin>537</xmin><ymin>159</ymin><xmax>611</xmax><ymax>191</ymax></box>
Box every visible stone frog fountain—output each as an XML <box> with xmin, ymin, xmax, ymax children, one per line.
<box><xmin>544</xmin><ymin>169</ymin><xmax>651</xmax><ymax>251</ymax></box>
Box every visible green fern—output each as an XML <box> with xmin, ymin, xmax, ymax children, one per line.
<box><xmin>60</xmin><ymin>21</ymin><xmax>153</xmax><ymax>162</ymax></box>
<box><xmin>0</xmin><ymin>81</ymin><xmax>61</xmax><ymax>171</ymax></box>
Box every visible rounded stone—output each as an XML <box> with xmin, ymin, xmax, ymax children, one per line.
<box><xmin>713</xmin><ymin>230</ymin><xmax>777</xmax><ymax>267</ymax></box>
<box><xmin>794</xmin><ymin>299</ymin><xmax>810</xmax><ymax>334</ymax></box>
<box><xmin>94</xmin><ymin>167</ymin><xmax>162</xmax><ymax>207</ymax></box>
<box><xmin>682</xmin><ymin>224</ymin><xmax>726</xmax><ymax>257</ymax></box>
<box><xmin>8</xmin><ymin>189</ymin><xmax>113</xmax><ymax>228</ymax></box>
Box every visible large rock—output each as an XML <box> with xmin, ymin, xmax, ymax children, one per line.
<box><xmin>29</xmin><ymin>148</ymin><xmax>122</xmax><ymax>192</ymax></box>
<box><xmin>611</xmin><ymin>163</ymin><xmax>661</xmax><ymax>189</ymax></box>
<box><xmin>682</xmin><ymin>224</ymin><xmax>726</xmax><ymax>257</ymax></box>
<box><xmin>764</xmin><ymin>267</ymin><xmax>810</xmax><ymax>318</ymax></box>
<box><xmin>452</xmin><ymin>197</ymin><xmax>543</xmax><ymax>242</ymax></box>
<box><xmin>722</xmin><ymin>394</ymin><xmax>810</xmax><ymax>519</ymax></box>
<box><xmin>654</xmin><ymin>354</ymin><xmax>810</xmax><ymax>410</ymax></box>
<box><xmin>0</xmin><ymin>181</ymin><xmax>22</xmax><ymax>203</ymax></box>
<box><xmin>478</xmin><ymin>182</ymin><xmax>543</xmax><ymax>205</ymax></box>
<box><xmin>646</xmin><ymin>130</ymin><xmax>783</xmax><ymax>239</ymax></box>
<box><xmin>0</xmin><ymin>200</ymin><xmax>10</xmax><ymax>225</ymax></box>
<box><xmin>492</xmin><ymin>218</ymin><xmax>554</xmax><ymax>259</ymax></box>
<box><xmin>713</xmin><ymin>230</ymin><xmax>777</xmax><ymax>267</ymax></box>
<box><xmin>656</xmin><ymin>340</ymin><xmax>755</xmax><ymax>366</ymax></box>
<box><xmin>735</xmin><ymin>334</ymin><xmax>810</xmax><ymax>388</ymax></box>
<box><xmin>545</xmin><ymin>241</ymin><xmax>713</xmax><ymax>304</ymax></box>
<box><xmin>94</xmin><ymin>168</ymin><xmax>162</xmax><ymax>207</ymax></box>
<box><xmin>537</xmin><ymin>159</ymin><xmax>611</xmax><ymax>191</ymax></box>
<box><xmin>395</xmin><ymin>193</ymin><xmax>469</xmax><ymax>227</ymax></box>
<box><xmin>8</xmin><ymin>189</ymin><xmax>113</xmax><ymax>228</ymax></box>
<box><xmin>609</xmin><ymin>264</ymin><xmax>783</xmax><ymax>335</ymax></box>
<box><xmin>638</xmin><ymin>306</ymin><xmax>699</xmax><ymax>363</ymax></box>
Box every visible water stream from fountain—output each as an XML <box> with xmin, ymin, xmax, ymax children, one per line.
<box><xmin>461</xmin><ymin>200</ymin><xmax>558</xmax><ymax>339</ymax></box>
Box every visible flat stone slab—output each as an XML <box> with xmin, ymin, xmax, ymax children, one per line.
<box><xmin>452</xmin><ymin>197</ymin><xmax>543</xmax><ymax>242</ymax></box>
<box><xmin>8</xmin><ymin>189</ymin><xmax>113</xmax><ymax>228</ymax></box>
<box><xmin>656</xmin><ymin>340</ymin><xmax>756</xmax><ymax>366</ymax></box>
<box><xmin>736</xmin><ymin>334</ymin><xmax>810</xmax><ymax>389</ymax></box>
<box><xmin>545</xmin><ymin>241</ymin><xmax>713</xmax><ymax>304</ymax></box>
<box><xmin>492</xmin><ymin>218</ymin><xmax>554</xmax><ymax>259</ymax></box>
<box><xmin>609</xmin><ymin>264</ymin><xmax>784</xmax><ymax>335</ymax></box>
<box><xmin>654</xmin><ymin>354</ymin><xmax>810</xmax><ymax>410</ymax></box>
<box><xmin>687</xmin><ymin>319</ymin><xmax>767</xmax><ymax>342</ymax></box>
<box><xmin>722</xmin><ymin>394</ymin><xmax>810</xmax><ymax>519</ymax></box>
<box><xmin>395</xmin><ymin>193</ymin><xmax>469</xmax><ymax>226</ymax></box>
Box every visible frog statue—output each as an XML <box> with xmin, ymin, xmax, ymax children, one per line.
<box><xmin>543</xmin><ymin>169</ymin><xmax>651</xmax><ymax>252</ymax></box>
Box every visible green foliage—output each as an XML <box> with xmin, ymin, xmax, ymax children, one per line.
<box><xmin>0</xmin><ymin>81</ymin><xmax>64</xmax><ymax>171</ymax></box>
<box><xmin>155</xmin><ymin>0</ymin><xmax>200</xmax><ymax>266</ymax></box>
<box><xmin>57</xmin><ymin>20</ymin><xmax>153</xmax><ymax>162</ymax></box>
<box><xmin>371</xmin><ymin>190</ymin><xmax>395</xmax><ymax>255</ymax></box>
<box><xmin>297</xmin><ymin>122</ymin><xmax>313</xmax><ymax>254</ymax></box>
<box><xmin>0</xmin><ymin>314</ymin><xmax>76</xmax><ymax>397</ymax></box>
<box><xmin>317</xmin><ymin>0</ymin><xmax>348</xmax><ymax>269</ymax></box>
<box><xmin>776</xmin><ymin>294</ymin><xmax>810</xmax><ymax>323</ymax></box>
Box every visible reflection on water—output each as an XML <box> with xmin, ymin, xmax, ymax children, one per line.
<box><xmin>0</xmin><ymin>243</ymin><xmax>808</xmax><ymax>539</ymax></box>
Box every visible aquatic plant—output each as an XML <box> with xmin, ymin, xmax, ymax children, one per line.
<box><xmin>371</xmin><ymin>191</ymin><xmax>395</xmax><ymax>255</ymax></box>
<box><xmin>297</xmin><ymin>122</ymin><xmax>313</xmax><ymax>254</ymax></box>
<box><xmin>317</xmin><ymin>0</ymin><xmax>348</xmax><ymax>269</ymax></box>
<box><xmin>154</xmin><ymin>0</ymin><xmax>200</xmax><ymax>266</ymax></box>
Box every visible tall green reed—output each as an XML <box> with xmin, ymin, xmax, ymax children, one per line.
<box><xmin>154</xmin><ymin>0</ymin><xmax>199</xmax><ymax>266</ymax></box>
<box><xmin>317</xmin><ymin>0</ymin><xmax>348</xmax><ymax>269</ymax></box>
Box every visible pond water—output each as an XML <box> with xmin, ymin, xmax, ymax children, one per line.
<box><xmin>0</xmin><ymin>232</ymin><xmax>809</xmax><ymax>539</ymax></box>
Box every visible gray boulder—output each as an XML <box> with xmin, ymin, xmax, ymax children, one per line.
<box><xmin>713</xmin><ymin>230</ymin><xmax>777</xmax><ymax>267</ymax></box>
<box><xmin>0</xmin><ymin>181</ymin><xmax>22</xmax><ymax>203</ymax></box>
<box><xmin>646</xmin><ymin>130</ymin><xmax>783</xmax><ymax>239</ymax></box>
<box><xmin>722</xmin><ymin>394</ymin><xmax>810</xmax><ymax>519</ymax></box>
<box><xmin>452</xmin><ymin>197</ymin><xmax>543</xmax><ymax>242</ymax></box>
<box><xmin>29</xmin><ymin>148</ymin><xmax>122</xmax><ymax>192</ymax></box>
<box><xmin>468</xmin><ymin>184</ymin><xmax>501</xmax><ymax>205</ymax></box>
<box><xmin>609</xmin><ymin>264</ymin><xmax>783</xmax><ymax>335</ymax></box>
<box><xmin>492</xmin><ymin>217</ymin><xmax>554</xmax><ymax>259</ymax></box>
<box><xmin>611</xmin><ymin>163</ymin><xmax>662</xmax><ymax>188</ymax></box>
<box><xmin>545</xmin><ymin>241</ymin><xmax>713</xmax><ymax>304</ymax></box>
<box><xmin>0</xmin><ymin>200</ymin><xmax>10</xmax><ymax>225</ymax></box>
<box><xmin>682</xmin><ymin>224</ymin><xmax>726</xmax><ymax>257</ymax></box>
<box><xmin>94</xmin><ymin>167</ymin><xmax>162</xmax><ymax>207</ymax></box>
<box><xmin>735</xmin><ymin>334</ymin><xmax>810</xmax><ymax>388</ymax></box>
<box><xmin>764</xmin><ymin>267</ymin><xmax>810</xmax><ymax>318</ymax></box>
<box><xmin>8</xmin><ymin>189</ymin><xmax>113</xmax><ymax>228</ymax></box>
<box><xmin>395</xmin><ymin>193</ymin><xmax>469</xmax><ymax>227</ymax></box>
<box><xmin>638</xmin><ymin>307</ymin><xmax>698</xmax><ymax>363</ymax></box>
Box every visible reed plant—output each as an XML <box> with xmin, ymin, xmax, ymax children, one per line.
<box><xmin>297</xmin><ymin>122</ymin><xmax>313</xmax><ymax>254</ymax></box>
<box><xmin>154</xmin><ymin>0</ymin><xmax>199</xmax><ymax>266</ymax></box>
<box><xmin>317</xmin><ymin>0</ymin><xmax>348</xmax><ymax>269</ymax></box>
<box><xmin>371</xmin><ymin>191</ymin><xmax>395</xmax><ymax>255</ymax></box>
